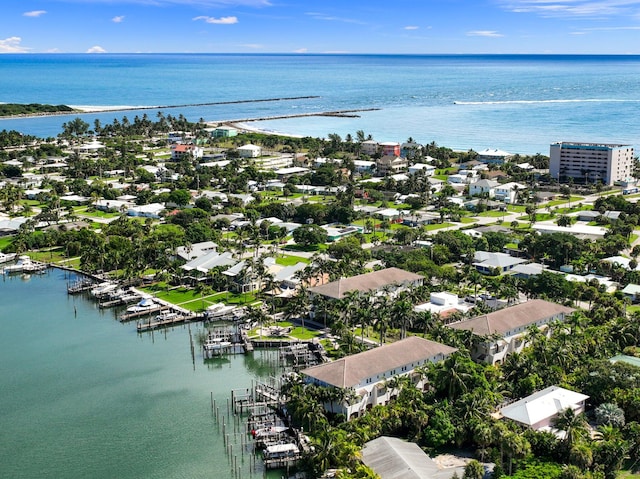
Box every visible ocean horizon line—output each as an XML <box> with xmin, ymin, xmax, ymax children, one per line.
<box><xmin>3</xmin><ymin>52</ymin><xmax>640</xmax><ymax>58</ymax></box>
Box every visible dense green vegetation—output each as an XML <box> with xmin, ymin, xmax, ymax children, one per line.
<box><xmin>0</xmin><ymin>103</ymin><xmax>75</xmax><ymax>117</ymax></box>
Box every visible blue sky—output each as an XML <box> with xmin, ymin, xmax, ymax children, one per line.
<box><xmin>2</xmin><ymin>0</ymin><xmax>640</xmax><ymax>54</ymax></box>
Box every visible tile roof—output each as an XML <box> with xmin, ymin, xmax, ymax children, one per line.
<box><xmin>447</xmin><ymin>299</ymin><xmax>574</xmax><ymax>336</ymax></box>
<box><xmin>308</xmin><ymin>267</ymin><xmax>423</xmax><ymax>300</ymax></box>
<box><xmin>301</xmin><ymin>336</ymin><xmax>457</xmax><ymax>388</ymax></box>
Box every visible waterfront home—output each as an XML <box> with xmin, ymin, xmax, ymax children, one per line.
<box><xmin>498</xmin><ymin>386</ymin><xmax>589</xmax><ymax>434</ymax></box>
<box><xmin>308</xmin><ymin>267</ymin><xmax>423</xmax><ymax>301</ymax></box>
<box><xmin>301</xmin><ymin>336</ymin><xmax>457</xmax><ymax>419</ymax></box>
<box><xmin>447</xmin><ymin>299</ymin><xmax>575</xmax><ymax>365</ymax></box>
<box><xmin>180</xmin><ymin>251</ymin><xmax>237</xmax><ymax>278</ymax></box>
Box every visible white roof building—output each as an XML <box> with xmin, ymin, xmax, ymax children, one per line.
<box><xmin>499</xmin><ymin>386</ymin><xmax>589</xmax><ymax>432</ymax></box>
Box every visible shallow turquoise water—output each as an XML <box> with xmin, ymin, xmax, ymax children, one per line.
<box><xmin>0</xmin><ymin>269</ymin><xmax>280</xmax><ymax>479</ymax></box>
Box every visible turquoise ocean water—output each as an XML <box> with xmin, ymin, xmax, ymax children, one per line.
<box><xmin>0</xmin><ymin>54</ymin><xmax>639</xmax><ymax>154</ymax></box>
<box><xmin>0</xmin><ymin>270</ymin><xmax>281</xmax><ymax>479</ymax></box>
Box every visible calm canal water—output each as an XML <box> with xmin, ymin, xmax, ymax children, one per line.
<box><xmin>0</xmin><ymin>268</ymin><xmax>283</xmax><ymax>479</ymax></box>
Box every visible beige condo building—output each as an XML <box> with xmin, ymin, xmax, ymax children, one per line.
<box><xmin>549</xmin><ymin>142</ymin><xmax>635</xmax><ymax>186</ymax></box>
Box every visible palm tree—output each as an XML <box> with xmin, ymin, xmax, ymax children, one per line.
<box><xmin>553</xmin><ymin>407</ymin><xmax>590</xmax><ymax>451</ymax></box>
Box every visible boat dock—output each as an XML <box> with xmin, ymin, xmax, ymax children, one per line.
<box><xmin>120</xmin><ymin>305</ymin><xmax>168</xmax><ymax>322</ymax></box>
<box><xmin>99</xmin><ymin>292</ymin><xmax>141</xmax><ymax>309</ymax></box>
<box><xmin>136</xmin><ymin>310</ymin><xmax>200</xmax><ymax>332</ymax></box>
<box><xmin>67</xmin><ymin>278</ymin><xmax>97</xmax><ymax>294</ymax></box>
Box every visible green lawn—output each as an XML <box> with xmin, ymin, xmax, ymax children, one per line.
<box><xmin>458</xmin><ymin>217</ymin><xmax>477</xmax><ymax>224</ymax></box>
<box><xmin>276</xmin><ymin>255</ymin><xmax>310</xmax><ymax>266</ymax></box>
<box><xmin>477</xmin><ymin>211</ymin><xmax>507</xmax><ymax>218</ymax></box>
<box><xmin>423</xmin><ymin>222</ymin><xmax>454</xmax><ymax>231</ymax></box>
<box><xmin>0</xmin><ymin>236</ymin><xmax>14</xmax><ymax>252</ymax></box>
<box><xmin>544</xmin><ymin>196</ymin><xmax>584</xmax><ymax>207</ymax></box>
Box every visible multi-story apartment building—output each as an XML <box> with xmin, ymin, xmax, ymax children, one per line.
<box><xmin>549</xmin><ymin>142</ymin><xmax>635</xmax><ymax>186</ymax></box>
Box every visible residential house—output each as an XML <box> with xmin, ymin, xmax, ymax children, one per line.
<box><xmin>301</xmin><ymin>336</ymin><xmax>457</xmax><ymax>419</ymax></box>
<box><xmin>176</xmin><ymin>241</ymin><xmax>218</xmax><ymax>262</ymax></box>
<box><xmin>127</xmin><ymin>203</ymin><xmax>165</xmax><ymax>219</ymax></box>
<box><xmin>469</xmin><ymin>179</ymin><xmax>499</xmax><ymax>198</ymax></box>
<box><xmin>379</xmin><ymin>142</ymin><xmax>401</xmax><ymax>157</ymax></box>
<box><xmin>308</xmin><ymin>267</ymin><xmax>423</xmax><ymax>301</ymax></box>
<box><xmin>180</xmin><ymin>251</ymin><xmax>238</xmax><ymax>279</ymax></box>
<box><xmin>400</xmin><ymin>141</ymin><xmax>423</xmax><ymax>160</ymax></box>
<box><xmin>477</xmin><ymin>148</ymin><xmax>514</xmax><ymax>165</ymax></box>
<box><xmin>237</xmin><ymin>144</ymin><xmax>262</xmax><ymax>158</ymax></box>
<box><xmin>414</xmin><ymin>292</ymin><xmax>474</xmax><ymax>316</ymax></box>
<box><xmin>321</xmin><ymin>224</ymin><xmax>364</xmax><ymax>242</ymax></box>
<box><xmin>494</xmin><ymin>182</ymin><xmax>525</xmax><ymax>204</ymax></box>
<box><xmin>408</xmin><ymin>163</ymin><xmax>436</xmax><ymax>176</ymax></box>
<box><xmin>360</xmin><ymin>140</ymin><xmax>379</xmax><ymax>156</ymax></box>
<box><xmin>273</xmin><ymin>166</ymin><xmax>309</xmax><ymax>180</ymax></box>
<box><xmin>362</xmin><ymin>436</ymin><xmax>466</xmax><ymax>479</ymax></box>
<box><xmin>472</xmin><ymin>251</ymin><xmax>528</xmax><ymax>275</ymax></box>
<box><xmin>447</xmin><ymin>299</ymin><xmax>575</xmax><ymax>364</ymax></box>
<box><xmin>499</xmin><ymin>386</ymin><xmax>589</xmax><ymax>433</ymax></box>
<box><xmin>621</xmin><ymin>283</ymin><xmax>640</xmax><ymax>303</ymax></box>
<box><xmin>170</xmin><ymin>143</ymin><xmax>203</xmax><ymax>160</ymax></box>
<box><xmin>212</xmin><ymin>126</ymin><xmax>238</xmax><ymax>138</ymax></box>
<box><xmin>376</xmin><ymin>156</ymin><xmax>407</xmax><ymax>176</ymax></box>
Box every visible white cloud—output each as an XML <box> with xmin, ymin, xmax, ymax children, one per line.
<box><xmin>112</xmin><ymin>16</ymin><xmax>125</xmax><ymax>23</ymax></box>
<box><xmin>293</xmin><ymin>48</ymin><xmax>308</xmax><ymax>53</ymax></box>
<box><xmin>193</xmin><ymin>15</ymin><xmax>239</xmax><ymax>24</ymax></box>
<box><xmin>0</xmin><ymin>37</ymin><xmax>30</xmax><ymax>53</ymax></box>
<box><xmin>500</xmin><ymin>0</ymin><xmax>640</xmax><ymax>18</ymax></box>
<box><xmin>24</xmin><ymin>10</ymin><xmax>47</xmax><ymax>17</ymax></box>
<box><xmin>404</xmin><ymin>26</ymin><xmax>419</xmax><ymax>30</ymax></box>
<box><xmin>306</xmin><ymin>12</ymin><xmax>367</xmax><ymax>25</ymax></box>
<box><xmin>87</xmin><ymin>45</ymin><xmax>107</xmax><ymax>53</ymax></box>
<box><xmin>467</xmin><ymin>30</ymin><xmax>505</xmax><ymax>37</ymax></box>
<box><xmin>241</xmin><ymin>43</ymin><xmax>263</xmax><ymax>49</ymax></box>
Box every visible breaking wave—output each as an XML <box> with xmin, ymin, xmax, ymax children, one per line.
<box><xmin>453</xmin><ymin>99</ymin><xmax>639</xmax><ymax>105</ymax></box>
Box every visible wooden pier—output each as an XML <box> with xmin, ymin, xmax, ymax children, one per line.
<box><xmin>120</xmin><ymin>305</ymin><xmax>167</xmax><ymax>322</ymax></box>
<box><xmin>99</xmin><ymin>293</ymin><xmax>141</xmax><ymax>309</ymax></box>
<box><xmin>67</xmin><ymin>278</ymin><xmax>96</xmax><ymax>294</ymax></box>
<box><xmin>136</xmin><ymin>312</ymin><xmax>200</xmax><ymax>332</ymax></box>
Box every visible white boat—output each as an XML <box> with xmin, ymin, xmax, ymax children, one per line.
<box><xmin>90</xmin><ymin>282</ymin><xmax>118</xmax><ymax>297</ymax></box>
<box><xmin>263</xmin><ymin>443</ymin><xmax>299</xmax><ymax>460</ymax></box>
<box><xmin>126</xmin><ymin>297</ymin><xmax>156</xmax><ymax>313</ymax></box>
<box><xmin>251</xmin><ymin>426</ymin><xmax>289</xmax><ymax>439</ymax></box>
<box><xmin>155</xmin><ymin>310</ymin><xmax>180</xmax><ymax>321</ymax></box>
<box><xmin>0</xmin><ymin>252</ymin><xmax>17</xmax><ymax>264</ymax></box>
<box><xmin>203</xmin><ymin>337</ymin><xmax>232</xmax><ymax>352</ymax></box>
<box><xmin>3</xmin><ymin>255</ymin><xmax>35</xmax><ymax>274</ymax></box>
<box><xmin>206</xmin><ymin>304</ymin><xmax>237</xmax><ymax>320</ymax></box>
